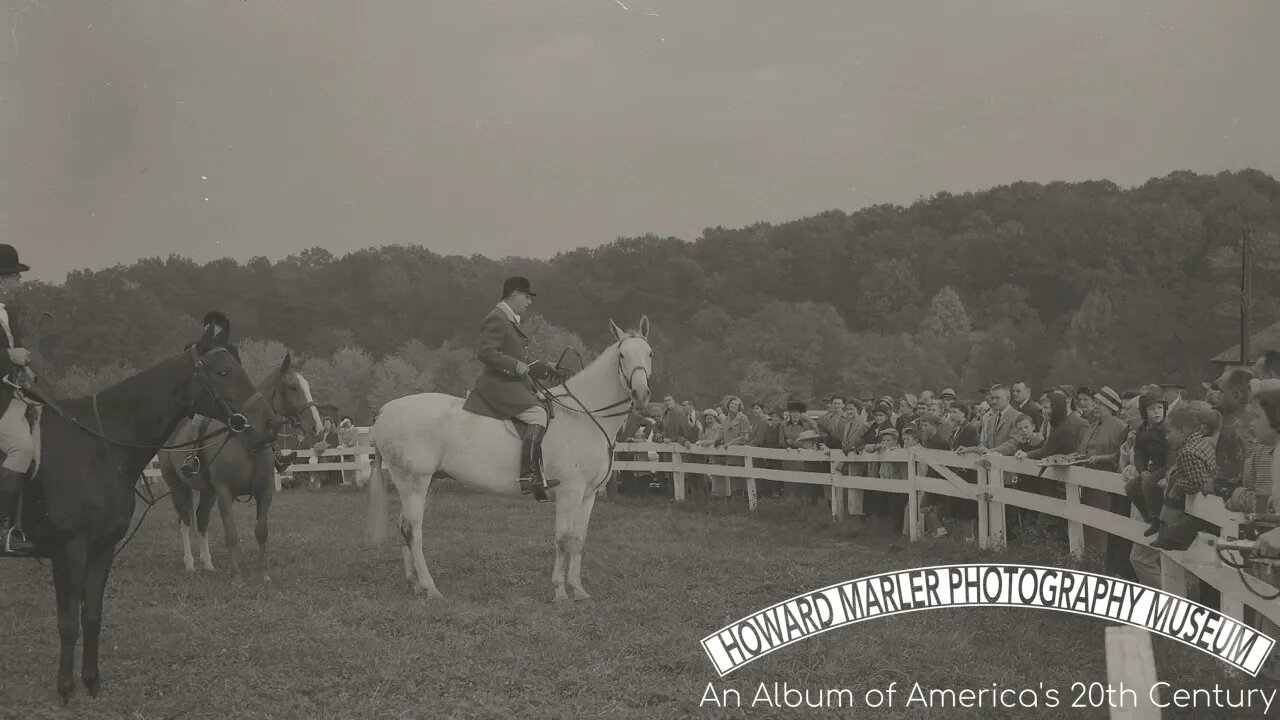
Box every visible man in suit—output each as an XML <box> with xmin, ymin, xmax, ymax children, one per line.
<box><xmin>0</xmin><ymin>244</ymin><xmax>35</xmax><ymax>552</ymax></box>
<box><xmin>1011</xmin><ymin>380</ymin><xmax>1043</xmax><ymax>431</ymax></box>
<box><xmin>980</xmin><ymin>384</ymin><xmax>1025</xmax><ymax>450</ymax></box>
<box><xmin>463</xmin><ymin>277</ymin><xmax>567</xmax><ymax>496</ymax></box>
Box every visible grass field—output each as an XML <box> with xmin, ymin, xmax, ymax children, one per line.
<box><xmin>0</xmin><ymin>484</ymin><xmax>1268</xmax><ymax>719</ymax></box>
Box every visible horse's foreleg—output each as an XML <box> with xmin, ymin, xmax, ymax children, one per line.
<box><xmin>254</xmin><ymin>485</ymin><xmax>273</xmax><ymax>583</ymax></box>
<box><xmin>79</xmin><ymin>547</ymin><xmax>114</xmax><ymax>698</ymax></box>
<box><xmin>567</xmin><ymin>485</ymin><xmax>601</xmax><ymax>601</ymax></box>
<box><xmin>194</xmin><ymin>490</ymin><xmax>217</xmax><ymax>571</ymax></box>
<box><xmin>399</xmin><ymin>480</ymin><xmax>442</xmax><ymax>599</ymax></box>
<box><xmin>551</xmin><ymin>485</ymin><xmax>585</xmax><ymax>603</ymax></box>
<box><xmin>213</xmin><ymin>486</ymin><xmax>244</xmax><ymax>585</ymax></box>
<box><xmin>51</xmin><ymin>540</ymin><xmax>87</xmax><ymax>704</ymax></box>
<box><xmin>170</xmin><ymin>484</ymin><xmax>196</xmax><ymax>572</ymax></box>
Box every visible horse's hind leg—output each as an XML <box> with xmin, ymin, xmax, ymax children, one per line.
<box><xmin>393</xmin><ymin>470</ymin><xmax>442</xmax><ymax>599</ymax></box>
<box><xmin>194</xmin><ymin>489</ymin><xmax>217</xmax><ymax>571</ymax></box>
<box><xmin>213</xmin><ymin>485</ymin><xmax>245</xmax><ymax>584</ymax></box>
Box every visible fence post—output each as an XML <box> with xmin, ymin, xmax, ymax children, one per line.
<box><xmin>977</xmin><ymin>460</ymin><xmax>991</xmax><ymax>549</ymax></box>
<box><xmin>1065</xmin><ymin>478</ymin><xmax>1085</xmax><ymax>560</ymax></box>
<box><xmin>745</xmin><ymin>453</ymin><xmax>758</xmax><ymax>511</ymax></box>
<box><xmin>988</xmin><ymin>462</ymin><xmax>1007</xmax><ymax>549</ymax></box>
<box><xmin>672</xmin><ymin>449</ymin><xmax>686</xmax><ymax>502</ymax></box>
<box><xmin>1104</xmin><ymin>626</ymin><xmax>1161</xmax><ymax>720</ymax></box>
<box><xmin>829</xmin><ymin>454</ymin><xmax>844</xmax><ymax>520</ymax></box>
<box><xmin>906</xmin><ymin>452</ymin><xmax>920</xmax><ymax>540</ymax></box>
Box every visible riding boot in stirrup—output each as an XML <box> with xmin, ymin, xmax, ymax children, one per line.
<box><xmin>518</xmin><ymin>424</ymin><xmax>560</xmax><ymax>495</ymax></box>
<box><xmin>179</xmin><ymin>453</ymin><xmax>201</xmax><ymax>479</ymax></box>
<box><xmin>0</xmin><ymin>467</ymin><xmax>34</xmax><ymax>554</ymax></box>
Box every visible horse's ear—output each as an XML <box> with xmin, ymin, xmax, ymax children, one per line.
<box><xmin>638</xmin><ymin>315</ymin><xmax>650</xmax><ymax>340</ymax></box>
<box><xmin>280</xmin><ymin>352</ymin><xmax>293</xmax><ymax>372</ymax></box>
<box><xmin>608</xmin><ymin>319</ymin><xmax>624</xmax><ymax>341</ymax></box>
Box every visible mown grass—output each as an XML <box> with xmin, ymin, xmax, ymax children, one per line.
<box><xmin>0</xmin><ymin>486</ymin><xmax>1269</xmax><ymax>719</ymax></box>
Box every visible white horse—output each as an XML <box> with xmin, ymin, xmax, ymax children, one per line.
<box><xmin>366</xmin><ymin>317</ymin><xmax>653</xmax><ymax>602</ymax></box>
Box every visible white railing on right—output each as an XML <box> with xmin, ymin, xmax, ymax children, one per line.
<box><xmin>612</xmin><ymin>442</ymin><xmax>1280</xmax><ymax>631</ymax></box>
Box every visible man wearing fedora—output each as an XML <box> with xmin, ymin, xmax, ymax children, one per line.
<box><xmin>0</xmin><ymin>244</ymin><xmax>36</xmax><ymax>552</ymax></box>
<box><xmin>463</xmin><ymin>276</ymin><xmax>567</xmax><ymax>496</ymax></box>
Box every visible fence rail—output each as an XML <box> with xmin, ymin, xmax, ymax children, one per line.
<box><xmin>140</xmin><ymin>431</ymin><xmax>1278</xmax><ymax>631</ymax></box>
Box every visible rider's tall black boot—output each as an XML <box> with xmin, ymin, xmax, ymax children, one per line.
<box><xmin>0</xmin><ymin>467</ymin><xmax>34</xmax><ymax>553</ymax></box>
<box><xmin>518</xmin><ymin>424</ymin><xmax>560</xmax><ymax>496</ymax></box>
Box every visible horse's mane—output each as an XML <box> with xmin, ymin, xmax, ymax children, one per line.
<box><xmin>566</xmin><ymin>328</ymin><xmax>647</xmax><ymax>379</ymax></box>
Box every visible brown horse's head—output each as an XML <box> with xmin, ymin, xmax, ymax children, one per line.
<box><xmin>263</xmin><ymin>352</ymin><xmax>326</xmax><ymax>442</ymax></box>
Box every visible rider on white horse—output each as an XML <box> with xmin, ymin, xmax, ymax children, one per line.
<box><xmin>461</xmin><ymin>276</ymin><xmax>569</xmax><ymax>496</ymax></box>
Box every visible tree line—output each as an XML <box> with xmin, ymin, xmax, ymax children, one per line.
<box><xmin>17</xmin><ymin>169</ymin><xmax>1280</xmax><ymax>422</ymax></box>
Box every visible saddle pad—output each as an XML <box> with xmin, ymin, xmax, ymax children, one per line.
<box><xmin>503</xmin><ymin>420</ymin><xmax>520</xmax><ymax>439</ymax></box>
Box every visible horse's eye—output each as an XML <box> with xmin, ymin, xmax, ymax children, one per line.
<box><xmin>218</xmin><ymin>370</ymin><xmax>229</xmax><ymax>378</ymax></box>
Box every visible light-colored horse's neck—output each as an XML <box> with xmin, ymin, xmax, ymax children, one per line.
<box><xmin>554</xmin><ymin>342</ymin><xmax>631</xmax><ymax>435</ymax></box>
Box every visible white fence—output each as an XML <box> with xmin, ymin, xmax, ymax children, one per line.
<box><xmin>610</xmin><ymin>441</ymin><xmax>1280</xmax><ymax>632</ymax></box>
<box><xmin>142</xmin><ymin>431</ymin><xmax>1279</xmax><ymax>631</ymax></box>
<box><xmin>142</xmin><ymin>428</ymin><xmax>377</xmax><ymax>491</ymax></box>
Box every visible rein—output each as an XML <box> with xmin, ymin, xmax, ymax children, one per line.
<box><xmin>534</xmin><ymin>337</ymin><xmax>651</xmax><ymax>492</ymax></box>
<box><xmin>28</xmin><ymin>346</ymin><xmax>265</xmax><ymax>452</ymax></box>
<box><xmin>1215</xmin><ymin>546</ymin><xmax>1280</xmax><ymax>601</ymax></box>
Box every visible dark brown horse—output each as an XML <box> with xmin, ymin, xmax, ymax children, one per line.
<box><xmin>157</xmin><ymin>352</ymin><xmax>323</xmax><ymax>583</ymax></box>
<box><xmin>12</xmin><ymin>325</ymin><xmax>282</xmax><ymax>703</ymax></box>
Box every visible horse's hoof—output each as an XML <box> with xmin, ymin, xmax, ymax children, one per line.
<box><xmin>571</xmin><ymin>589</ymin><xmax>592</xmax><ymax>602</ymax></box>
<box><xmin>58</xmin><ymin>680</ymin><xmax>75</xmax><ymax>705</ymax></box>
<box><xmin>83</xmin><ymin>675</ymin><xmax>100</xmax><ymax>698</ymax></box>
<box><xmin>553</xmin><ymin>592</ymin><xmax>570</xmax><ymax>604</ymax></box>
<box><xmin>426</xmin><ymin>591</ymin><xmax>445</xmax><ymax>602</ymax></box>
<box><xmin>202</xmin><ymin>563</ymin><xmax>216</xmax><ymax>572</ymax></box>
<box><xmin>261</xmin><ymin>574</ymin><xmax>272</xmax><ymax>584</ymax></box>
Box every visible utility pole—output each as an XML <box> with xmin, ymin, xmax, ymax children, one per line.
<box><xmin>1241</xmin><ymin>224</ymin><xmax>1253</xmax><ymax>366</ymax></box>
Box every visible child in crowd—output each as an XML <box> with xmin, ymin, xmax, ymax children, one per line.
<box><xmin>1150</xmin><ymin>405</ymin><xmax>1217</xmax><ymax>539</ymax></box>
<box><xmin>1128</xmin><ymin>390</ymin><xmax>1168</xmax><ymax>534</ymax></box>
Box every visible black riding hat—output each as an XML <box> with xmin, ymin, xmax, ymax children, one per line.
<box><xmin>0</xmin><ymin>244</ymin><xmax>30</xmax><ymax>275</ymax></box>
<box><xmin>501</xmin><ymin>276</ymin><xmax>536</xmax><ymax>299</ymax></box>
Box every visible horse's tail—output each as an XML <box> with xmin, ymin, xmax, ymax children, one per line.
<box><xmin>366</xmin><ymin>453</ymin><xmax>388</xmax><ymax>545</ymax></box>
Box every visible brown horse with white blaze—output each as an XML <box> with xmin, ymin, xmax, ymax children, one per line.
<box><xmin>158</xmin><ymin>352</ymin><xmax>323</xmax><ymax>583</ymax></box>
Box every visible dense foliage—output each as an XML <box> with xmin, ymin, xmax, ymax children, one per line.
<box><xmin>20</xmin><ymin>170</ymin><xmax>1280</xmax><ymax>420</ymax></box>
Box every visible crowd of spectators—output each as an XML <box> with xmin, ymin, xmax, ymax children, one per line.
<box><xmin>617</xmin><ymin>352</ymin><xmax>1280</xmax><ymax>616</ymax></box>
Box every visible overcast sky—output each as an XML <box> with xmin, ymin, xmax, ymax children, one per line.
<box><xmin>2</xmin><ymin>0</ymin><xmax>1277</xmax><ymax>283</ymax></box>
